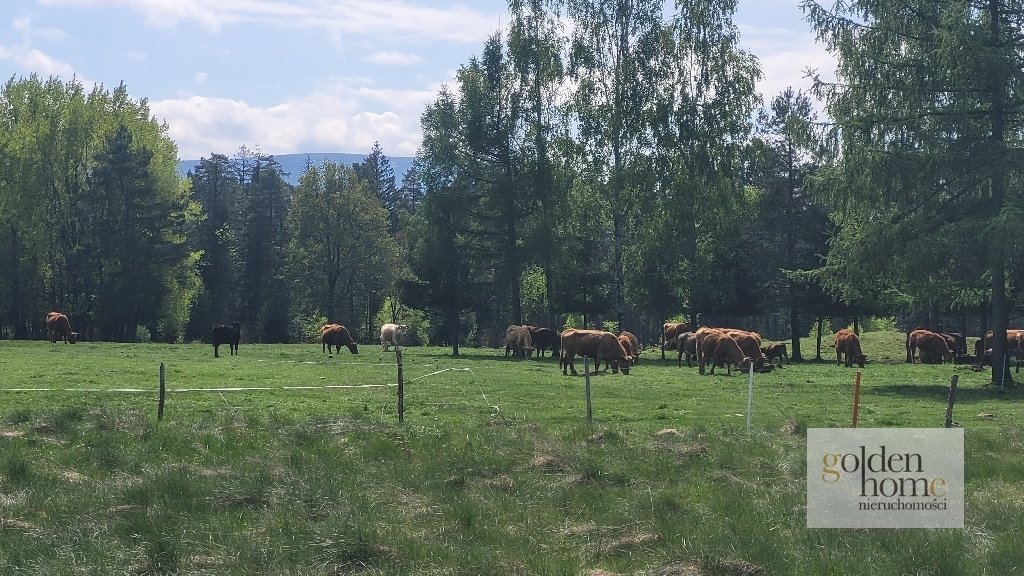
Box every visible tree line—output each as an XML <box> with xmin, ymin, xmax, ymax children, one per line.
<box><xmin>1</xmin><ymin>0</ymin><xmax>1021</xmax><ymax>383</ymax></box>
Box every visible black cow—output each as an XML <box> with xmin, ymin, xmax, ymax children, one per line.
<box><xmin>212</xmin><ymin>321</ymin><xmax>241</xmax><ymax>358</ymax></box>
<box><xmin>527</xmin><ymin>326</ymin><xmax>560</xmax><ymax>358</ymax></box>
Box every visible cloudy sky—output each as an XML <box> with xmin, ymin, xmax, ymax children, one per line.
<box><xmin>1</xmin><ymin>0</ymin><xmax>835</xmax><ymax>160</ymax></box>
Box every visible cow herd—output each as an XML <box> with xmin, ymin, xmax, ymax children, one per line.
<box><xmin>41</xmin><ymin>309</ymin><xmax>1020</xmax><ymax>372</ymax></box>
<box><xmin>42</xmin><ymin>311</ymin><xmax>412</xmax><ymax>358</ymax></box>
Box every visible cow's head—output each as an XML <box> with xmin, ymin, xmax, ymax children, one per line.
<box><xmin>612</xmin><ymin>355</ymin><xmax>632</xmax><ymax>375</ymax></box>
<box><xmin>347</xmin><ymin>342</ymin><xmax>359</xmax><ymax>354</ymax></box>
<box><xmin>738</xmin><ymin>357</ymin><xmax>753</xmax><ymax>372</ymax></box>
<box><xmin>854</xmin><ymin>354</ymin><xmax>867</xmax><ymax>367</ymax></box>
<box><xmin>68</xmin><ymin>332</ymin><xmax>78</xmax><ymax>344</ymax></box>
<box><xmin>523</xmin><ymin>345</ymin><xmax>535</xmax><ymax>359</ymax></box>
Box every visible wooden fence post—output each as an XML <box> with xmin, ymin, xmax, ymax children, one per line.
<box><xmin>945</xmin><ymin>374</ymin><xmax>959</xmax><ymax>428</ymax></box>
<box><xmin>158</xmin><ymin>362</ymin><xmax>166</xmax><ymax>421</ymax></box>
<box><xmin>746</xmin><ymin>362</ymin><xmax>754</xmax><ymax>431</ymax></box>
<box><xmin>584</xmin><ymin>356</ymin><xmax>592</xmax><ymax>427</ymax></box>
<box><xmin>852</xmin><ymin>370</ymin><xmax>862</xmax><ymax>428</ymax></box>
<box><xmin>396</xmin><ymin>348</ymin><xmax>404</xmax><ymax>424</ymax></box>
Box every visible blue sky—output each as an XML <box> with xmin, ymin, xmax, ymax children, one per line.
<box><xmin>1</xmin><ymin>0</ymin><xmax>834</xmax><ymax>160</ymax></box>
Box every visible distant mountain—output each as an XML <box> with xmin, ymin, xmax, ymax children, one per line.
<box><xmin>177</xmin><ymin>152</ymin><xmax>415</xmax><ymax>187</ymax></box>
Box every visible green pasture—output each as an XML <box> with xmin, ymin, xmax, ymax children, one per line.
<box><xmin>1</xmin><ymin>332</ymin><xmax>1023</xmax><ymax>575</ymax></box>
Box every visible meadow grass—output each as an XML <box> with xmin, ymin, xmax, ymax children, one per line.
<box><xmin>0</xmin><ymin>332</ymin><xmax>1022</xmax><ymax>575</ymax></box>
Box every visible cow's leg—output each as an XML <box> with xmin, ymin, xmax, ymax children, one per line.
<box><xmin>214</xmin><ymin>344</ymin><xmax>220</xmax><ymax>358</ymax></box>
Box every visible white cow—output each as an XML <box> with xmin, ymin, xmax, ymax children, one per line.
<box><xmin>380</xmin><ymin>323</ymin><xmax>409</xmax><ymax>351</ymax></box>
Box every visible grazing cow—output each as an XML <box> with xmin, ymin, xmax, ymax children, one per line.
<box><xmin>618</xmin><ymin>331</ymin><xmax>641</xmax><ymax>363</ymax></box>
<box><xmin>526</xmin><ymin>327</ymin><xmax>559</xmax><ymax>358</ymax></box>
<box><xmin>676</xmin><ymin>331</ymin><xmax>698</xmax><ymax>367</ymax></box>
<box><xmin>321</xmin><ymin>324</ymin><xmax>358</xmax><ymax>354</ymax></box>
<box><xmin>211</xmin><ymin>321</ymin><xmax>241</xmax><ymax>358</ymax></box>
<box><xmin>974</xmin><ymin>329</ymin><xmax>1024</xmax><ymax>367</ymax></box>
<box><xmin>380</xmin><ymin>323</ymin><xmax>409</xmax><ymax>351</ymax></box>
<box><xmin>504</xmin><ymin>325</ymin><xmax>535</xmax><ymax>359</ymax></box>
<box><xmin>560</xmin><ymin>329</ymin><xmax>632</xmax><ymax>375</ymax></box>
<box><xmin>835</xmin><ymin>329</ymin><xmax>867</xmax><ymax>368</ymax></box>
<box><xmin>761</xmin><ymin>343</ymin><xmax>788</xmax><ymax>366</ymax></box>
<box><xmin>724</xmin><ymin>329</ymin><xmax>762</xmax><ymax>346</ymax></box>
<box><xmin>939</xmin><ymin>332</ymin><xmax>967</xmax><ymax>357</ymax></box>
<box><xmin>661</xmin><ymin>322</ymin><xmax>691</xmax><ymax>356</ymax></box>
<box><xmin>696</xmin><ymin>327</ymin><xmax>751</xmax><ymax>375</ymax></box>
<box><xmin>596</xmin><ymin>331</ymin><xmax>640</xmax><ymax>371</ymax></box>
<box><xmin>46</xmin><ymin>311</ymin><xmax>78</xmax><ymax>344</ymax></box>
<box><xmin>907</xmin><ymin>329</ymin><xmax>954</xmax><ymax>364</ymax></box>
<box><xmin>726</xmin><ymin>331</ymin><xmax>766</xmax><ymax>370</ymax></box>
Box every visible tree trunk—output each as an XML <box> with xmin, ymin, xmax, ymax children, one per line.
<box><xmin>450</xmin><ymin>310</ymin><xmax>461</xmax><ymax>356</ymax></box>
<box><xmin>815</xmin><ymin>316</ymin><xmax>823</xmax><ymax>360</ymax></box>
<box><xmin>789</xmin><ymin>285</ymin><xmax>803</xmax><ymax>362</ymax></box>
<box><xmin>987</xmin><ymin>0</ymin><xmax>1013</xmax><ymax>385</ymax></box>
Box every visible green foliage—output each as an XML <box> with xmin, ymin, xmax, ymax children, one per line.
<box><xmin>373</xmin><ymin>297</ymin><xmax>431</xmax><ymax>346</ymax></box>
<box><xmin>292</xmin><ymin>310</ymin><xmax>329</xmax><ymax>344</ymax></box>
<box><xmin>808</xmin><ymin>318</ymin><xmax>833</xmax><ymax>341</ymax></box>
<box><xmin>286</xmin><ymin>160</ymin><xmax>402</xmax><ymax>333</ymax></box>
<box><xmin>802</xmin><ymin>0</ymin><xmax>1024</xmax><ymax>378</ymax></box>
<box><xmin>862</xmin><ymin>316</ymin><xmax>899</xmax><ymax>333</ymax></box>
<box><xmin>0</xmin><ymin>76</ymin><xmax>193</xmax><ymax>341</ymax></box>
<box><xmin>563</xmin><ymin>313</ymin><xmax>583</xmax><ymax>331</ymax></box>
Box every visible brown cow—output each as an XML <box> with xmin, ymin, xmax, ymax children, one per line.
<box><xmin>761</xmin><ymin>343</ymin><xmax>788</xmax><ymax>366</ymax></box>
<box><xmin>504</xmin><ymin>325</ymin><xmax>535</xmax><ymax>359</ymax></box>
<box><xmin>661</xmin><ymin>322</ymin><xmax>691</xmax><ymax>356</ymax></box>
<box><xmin>835</xmin><ymin>329</ymin><xmax>867</xmax><ymax>368</ymax></box>
<box><xmin>321</xmin><ymin>324</ymin><xmax>358</xmax><ymax>354</ymax></box>
<box><xmin>696</xmin><ymin>327</ymin><xmax>751</xmax><ymax>375</ymax></box>
<box><xmin>726</xmin><ymin>331</ymin><xmax>766</xmax><ymax>370</ymax></box>
<box><xmin>560</xmin><ymin>329</ymin><xmax>632</xmax><ymax>375</ymax></box>
<box><xmin>907</xmin><ymin>329</ymin><xmax>953</xmax><ymax>364</ymax></box>
<box><xmin>618</xmin><ymin>331</ymin><xmax>641</xmax><ymax>363</ymax></box>
<box><xmin>46</xmin><ymin>311</ymin><xmax>78</xmax><ymax>344</ymax></box>
<box><xmin>676</xmin><ymin>331</ymin><xmax>698</xmax><ymax>367</ymax></box>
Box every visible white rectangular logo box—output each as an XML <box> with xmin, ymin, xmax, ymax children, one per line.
<box><xmin>807</xmin><ymin>428</ymin><xmax>964</xmax><ymax>529</ymax></box>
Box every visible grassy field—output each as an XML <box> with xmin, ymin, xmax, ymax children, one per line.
<box><xmin>1</xmin><ymin>331</ymin><xmax>1023</xmax><ymax>575</ymax></box>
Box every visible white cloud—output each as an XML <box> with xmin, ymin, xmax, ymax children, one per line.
<box><xmin>39</xmin><ymin>0</ymin><xmax>505</xmax><ymax>42</ymax></box>
<box><xmin>34</xmin><ymin>27</ymin><xmax>69</xmax><ymax>41</ymax></box>
<box><xmin>0</xmin><ymin>43</ymin><xmax>76</xmax><ymax>77</ymax></box>
<box><xmin>194</xmin><ymin>71</ymin><xmax>209</xmax><ymax>83</ymax></box>
<box><xmin>13</xmin><ymin>16</ymin><xmax>32</xmax><ymax>31</ymax></box>
<box><xmin>364</xmin><ymin>50</ymin><xmax>424</xmax><ymax>66</ymax></box>
<box><xmin>738</xmin><ymin>24</ymin><xmax>837</xmax><ymax>104</ymax></box>
<box><xmin>149</xmin><ymin>77</ymin><xmax>447</xmax><ymax>158</ymax></box>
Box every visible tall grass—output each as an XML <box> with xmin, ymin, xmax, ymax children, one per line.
<box><xmin>0</xmin><ymin>334</ymin><xmax>1022</xmax><ymax>574</ymax></box>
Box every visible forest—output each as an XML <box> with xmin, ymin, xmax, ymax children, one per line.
<box><xmin>0</xmin><ymin>0</ymin><xmax>1021</xmax><ymax>378</ymax></box>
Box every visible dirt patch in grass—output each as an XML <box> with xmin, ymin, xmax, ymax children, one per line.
<box><xmin>59</xmin><ymin>470</ymin><xmax>88</xmax><ymax>483</ymax></box>
<box><xmin>560</xmin><ymin>521</ymin><xmax>601</xmax><ymax>537</ymax></box>
<box><xmin>0</xmin><ymin>518</ymin><xmax>36</xmax><ymax>531</ymax></box>
<box><xmin>648</xmin><ymin>561</ymin><xmax>704</xmax><ymax>576</ymax></box>
<box><xmin>593</xmin><ymin>531</ymin><xmax>661</xmax><ymax>556</ymax></box>
<box><xmin>484</xmin><ymin>474</ymin><xmax>514</xmax><ymax>492</ymax></box>
<box><xmin>781</xmin><ymin>418</ymin><xmax>805</xmax><ymax>436</ymax></box>
<box><xmin>530</xmin><ymin>453</ymin><xmax>567</xmax><ymax>472</ymax></box>
<box><xmin>0</xmin><ymin>430</ymin><xmax>24</xmax><ymax>439</ymax></box>
<box><xmin>653</xmin><ymin>439</ymin><xmax>708</xmax><ymax>459</ymax></box>
<box><xmin>717</xmin><ymin>559</ymin><xmax>765</xmax><ymax>575</ymax></box>
<box><xmin>649</xmin><ymin>558</ymin><xmax>764</xmax><ymax>576</ymax></box>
